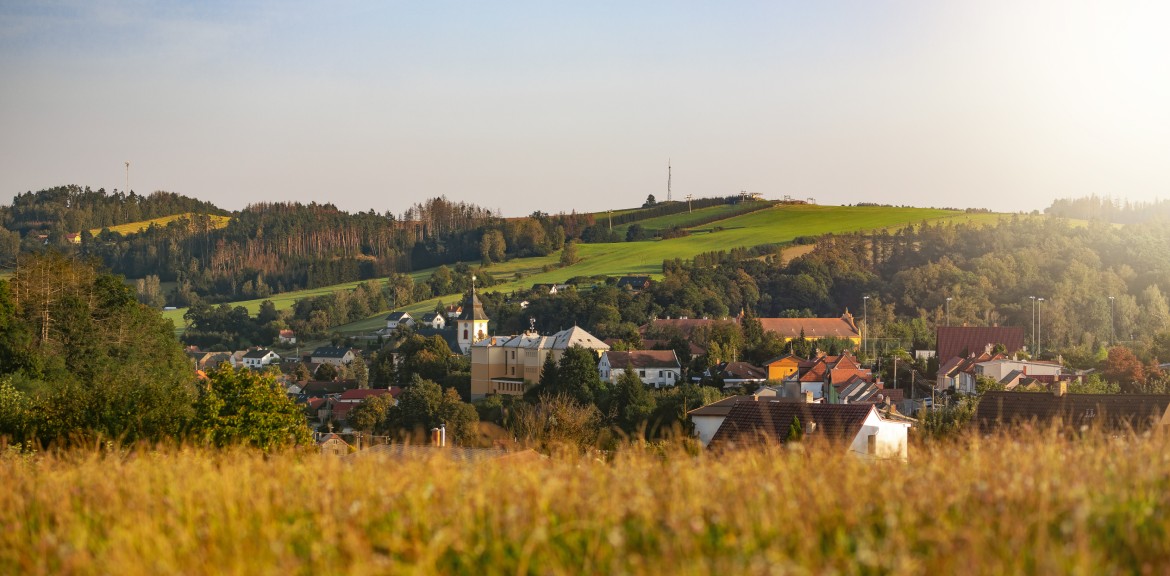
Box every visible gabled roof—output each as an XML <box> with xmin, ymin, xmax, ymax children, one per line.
<box><xmin>547</xmin><ymin>326</ymin><xmax>609</xmax><ymax>351</ymax></box>
<box><xmin>385</xmin><ymin>311</ymin><xmax>411</xmax><ymax>322</ymax></box>
<box><xmin>763</xmin><ymin>354</ymin><xmax>805</xmax><ymax>366</ymax></box>
<box><xmin>338</xmin><ymin>388</ymin><xmax>395</xmax><ymax>402</ymax></box>
<box><xmin>973</xmin><ymin>391</ymin><xmax>1170</xmax><ymax>433</ymax></box>
<box><xmin>687</xmin><ymin>395</ymin><xmax>744</xmax><ymax>417</ymax></box>
<box><xmin>616</xmin><ymin>276</ymin><xmax>652</xmax><ymax>289</ymax></box>
<box><xmin>936</xmin><ymin>326</ymin><xmax>1025</xmax><ymax>361</ymax></box>
<box><xmin>602</xmin><ymin>350</ymin><xmax>680</xmax><ymax>370</ymax></box>
<box><xmin>311</xmin><ymin>346</ymin><xmax>353</xmax><ymax>359</ymax></box>
<box><xmin>756</xmin><ymin>313</ymin><xmax>860</xmax><ymax>340</ymax></box>
<box><xmin>421</xmin><ymin>312</ymin><xmax>442</xmax><ymax>322</ymax></box>
<box><xmin>708</xmin><ymin>400</ymin><xmax>875</xmax><ymax>448</ymax></box>
<box><xmin>713</xmin><ymin>362</ymin><xmax>767</xmax><ymax>381</ymax></box>
<box><xmin>243</xmin><ymin>348</ymin><xmax>277</xmax><ymax>359</ymax></box>
<box><xmin>299</xmin><ymin>380</ymin><xmax>360</xmax><ymax>397</ymax></box>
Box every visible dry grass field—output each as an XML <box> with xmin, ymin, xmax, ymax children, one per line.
<box><xmin>2</xmin><ymin>431</ymin><xmax>1168</xmax><ymax>575</ymax></box>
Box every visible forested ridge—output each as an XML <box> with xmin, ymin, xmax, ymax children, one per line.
<box><xmin>1</xmin><ymin>186</ymin><xmax>755</xmax><ymax>305</ymax></box>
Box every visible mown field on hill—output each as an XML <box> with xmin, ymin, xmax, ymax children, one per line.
<box><xmin>609</xmin><ymin>200</ymin><xmax>773</xmax><ymax>234</ymax></box>
<box><xmin>87</xmin><ymin>213</ymin><xmax>231</xmax><ymax>236</ymax></box>
<box><xmin>165</xmin><ymin>205</ymin><xmax>1006</xmax><ymax>334</ymax></box>
<box><xmin>2</xmin><ymin>433</ymin><xmax>1167</xmax><ymax>575</ymax></box>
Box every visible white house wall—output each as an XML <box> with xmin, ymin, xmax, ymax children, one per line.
<box><xmin>692</xmin><ymin>415</ymin><xmax>726</xmax><ymax>447</ymax></box>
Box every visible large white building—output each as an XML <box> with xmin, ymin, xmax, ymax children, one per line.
<box><xmin>599</xmin><ymin>350</ymin><xmax>682</xmax><ymax>388</ymax></box>
<box><xmin>470</xmin><ymin>325</ymin><xmax>609</xmax><ymax>400</ymax></box>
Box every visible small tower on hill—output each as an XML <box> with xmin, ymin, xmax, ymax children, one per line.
<box><xmin>457</xmin><ymin>275</ymin><xmax>490</xmax><ymax>354</ymax></box>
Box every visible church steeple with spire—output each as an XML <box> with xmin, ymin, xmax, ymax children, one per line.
<box><xmin>457</xmin><ymin>275</ymin><xmax>490</xmax><ymax>354</ymax></box>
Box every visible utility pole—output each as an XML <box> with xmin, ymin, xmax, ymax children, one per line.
<box><xmin>607</xmin><ymin>209</ymin><xmax>612</xmax><ymax>231</ymax></box>
<box><xmin>863</xmin><ymin>296</ymin><xmax>870</xmax><ymax>359</ymax></box>
<box><xmin>686</xmin><ymin>194</ymin><xmax>693</xmax><ymax>213</ymax></box>
<box><xmin>1108</xmin><ymin>295</ymin><xmax>1115</xmax><ymax>346</ymax></box>
<box><xmin>125</xmin><ymin>161</ymin><xmax>130</xmax><ymax>193</ymax></box>
<box><xmin>946</xmin><ymin>297</ymin><xmax>953</xmax><ymax>327</ymax></box>
<box><xmin>1029</xmin><ymin>296</ymin><xmax>1036</xmax><ymax>354</ymax></box>
<box><xmin>1037</xmin><ymin>297</ymin><xmax>1045</xmax><ymax>357</ymax></box>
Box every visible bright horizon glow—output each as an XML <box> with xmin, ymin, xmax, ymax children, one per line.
<box><xmin>2</xmin><ymin>1</ymin><xmax>1168</xmax><ymax>216</ymax></box>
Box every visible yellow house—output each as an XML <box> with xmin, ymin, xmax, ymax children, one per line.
<box><xmin>763</xmin><ymin>354</ymin><xmax>804</xmax><ymax>381</ymax></box>
<box><xmin>756</xmin><ymin>310</ymin><xmax>861</xmax><ymax>346</ymax></box>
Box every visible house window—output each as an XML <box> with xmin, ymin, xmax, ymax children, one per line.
<box><xmin>463</xmin><ymin>329</ymin><xmax>468</xmax><ymax>340</ymax></box>
<box><xmin>639</xmin><ymin>370</ymin><xmax>646</xmax><ymax>378</ymax></box>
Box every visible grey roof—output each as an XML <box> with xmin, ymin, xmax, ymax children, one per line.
<box><xmin>385</xmin><ymin>311</ymin><xmax>411</xmax><ymax>321</ymax></box>
<box><xmin>243</xmin><ymin>348</ymin><xmax>276</xmax><ymax>359</ymax></box>
<box><xmin>312</xmin><ymin>346</ymin><xmax>352</xmax><ymax>359</ymax></box>
<box><xmin>459</xmin><ymin>291</ymin><xmax>489</xmax><ymax>321</ymax></box>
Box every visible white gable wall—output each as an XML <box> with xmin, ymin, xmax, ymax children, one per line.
<box><xmin>847</xmin><ymin>410</ymin><xmax>909</xmax><ymax>460</ymax></box>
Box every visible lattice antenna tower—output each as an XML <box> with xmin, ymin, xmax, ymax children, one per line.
<box><xmin>667</xmin><ymin>159</ymin><xmax>672</xmax><ymax>202</ymax></box>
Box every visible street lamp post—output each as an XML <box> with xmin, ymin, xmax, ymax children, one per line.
<box><xmin>1037</xmin><ymin>297</ymin><xmax>1045</xmax><ymax>357</ymax></box>
<box><xmin>946</xmin><ymin>297</ymin><xmax>953</xmax><ymax>327</ymax></box>
<box><xmin>1029</xmin><ymin>296</ymin><xmax>1036</xmax><ymax>354</ymax></box>
<box><xmin>863</xmin><ymin>296</ymin><xmax>870</xmax><ymax>359</ymax></box>
<box><xmin>1108</xmin><ymin>296</ymin><xmax>1115</xmax><ymax>346</ymax></box>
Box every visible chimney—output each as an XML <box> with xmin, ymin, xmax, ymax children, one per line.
<box><xmin>803</xmin><ymin>390</ymin><xmax>814</xmax><ymax>403</ymax></box>
<box><xmin>1054</xmin><ymin>381</ymin><xmax>1068</xmax><ymax>397</ymax></box>
<box><xmin>431</xmin><ymin>427</ymin><xmax>441</xmax><ymax>446</ymax></box>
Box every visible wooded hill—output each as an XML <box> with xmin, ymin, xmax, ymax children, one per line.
<box><xmin>0</xmin><ymin>186</ymin><xmax>766</xmax><ymax>306</ymax></box>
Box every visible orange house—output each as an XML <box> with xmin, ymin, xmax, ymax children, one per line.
<box><xmin>763</xmin><ymin>354</ymin><xmax>804</xmax><ymax>381</ymax></box>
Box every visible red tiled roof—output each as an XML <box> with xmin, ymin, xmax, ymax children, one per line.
<box><xmin>338</xmin><ymin>389</ymin><xmax>394</xmax><ymax>401</ymax></box>
<box><xmin>936</xmin><ymin>327</ymin><xmax>1025</xmax><ymax>361</ymax></box>
<box><xmin>708</xmin><ymin>399</ymin><xmax>874</xmax><ymax>449</ymax></box>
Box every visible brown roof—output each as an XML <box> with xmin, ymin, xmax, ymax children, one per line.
<box><xmin>708</xmin><ymin>400</ymin><xmax>874</xmax><ymax>449</ymax></box>
<box><xmin>936</xmin><ymin>327</ymin><xmax>1025</xmax><ymax>361</ymax></box>
<box><xmin>973</xmin><ymin>391</ymin><xmax>1170</xmax><ymax>433</ymax></box>
<box><xmin>603</xmin><ymin>350</ymin><xmax>680</xmax><ymax>369</ymax></box>
<box><xmin>716</xmin><ymin>362</ymin><xmax>768</xmax><ymax>381</ymax></box>
<box><xmin>686</xmin><ymin>395</ymin><xmax>745</xmax><ymax>417</ymax></box>
<box><xmin>338</xmin><ymin>389</ymin><xmax>394</xmax><ymax>402</ymax></box>
<box><xmin>757</xmin><ymin>317</ymin><xmax>860</xmax><ymax>339</ymax></box>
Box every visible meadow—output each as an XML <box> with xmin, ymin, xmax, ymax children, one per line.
<box><xmin>88</xmin><ymin>213</ymin><xmax>231</xmax><ymax>236</ymax></box>
<box><xmin>609</xmin><ymin>200</ymin><xmax>773</xmax><ymax>235</ymax></box>
<box><xmin>2</xmin><ymin>432</ymin><xmax>1167</xmax><ymax>575</ymax></box>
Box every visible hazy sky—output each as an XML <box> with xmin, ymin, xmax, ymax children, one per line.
<box><xmin>2</xmin><ymin>1</ymin><xmax>1169</xmax><ymax>216</ymax></box>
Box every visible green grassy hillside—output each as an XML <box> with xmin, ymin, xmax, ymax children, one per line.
<box><xmin>169</xmin><ymin>205</ymin><xmax>1008</xmax><ymax>336</ymax></box>
<box><xmin>611</xmin><ymin>201</ymin><xmax>773</xmax><ymax>234</ymax></box>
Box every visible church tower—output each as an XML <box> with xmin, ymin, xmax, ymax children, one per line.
<box><xmin>457</xmin><ymin>275</ymin><xmax>489</xmax><ymax>354</ymax></box>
